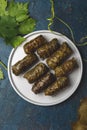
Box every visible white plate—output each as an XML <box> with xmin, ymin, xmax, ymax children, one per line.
<box><xmin>8</xmin><ymin>30</ymin><xmax>83</xmax><ymax>106</ymax></box>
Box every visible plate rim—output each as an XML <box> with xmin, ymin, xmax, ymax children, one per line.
<box><xmin>8</xmin><ymin>30</ymin><xmax>83</xmax><ymax>106</ymax></box>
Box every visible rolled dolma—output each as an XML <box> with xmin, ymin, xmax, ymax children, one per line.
<box><xmin>45</xmin><ymin>77</ymin><xmax>68</xmax><ymax>96</ymax></box>
<box><xmin>37</xmin><ymin>38</ymin><xmax>60</xmax><ymax>59</ymax></box>
<box><xmin>12</xmin><ymin>53</ymin><xmax>38</xmax><ymax>76</ymax></box>
<box><xmin>46</xmin><ymin>42</ymin><xmax>72</xmax><ymax>69</ymax></box>
<box><xmin>32</xmin><ymin>72</ymin><xmax>56</xmax><ymax>94</ymax></box>
<box><xmin>24</xmin><ymin>35</ymin><xmax>47</xmax><ymax>53</ymax></box>
<box><xmin>24</xmin><ymin>63</ymin><xmax>49</xmax><ymax>83</ymax></box>
<box><xmin>55</xmin><ymin>58</ymin><xmax>77</xmax><ymax>77</ymax></box>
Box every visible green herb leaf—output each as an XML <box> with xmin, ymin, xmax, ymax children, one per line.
<box><xmin>8</xmin><ymin>0</ymin><xmax>29</xmax><ymax>22</ymax></box>
<box><xmin>11</xmin><ymin>36</ymin><xmax>25</xmax><ymax>48</ymax></box>
<box><xmin>0</xmin><ymin>0</ymin><xmax>36</xmax><ymax>48</ymax></box>
<box><xmin>0</xmin><ymin>68</ymin><xmax>4</xmax><ymax>80</ymax></box>
<box><xmin>0</xmin><ymin>0</ymin><xmax>8</xmax><ymax>16</ymax></box>
<box><xmin>19</xmin><ymin>18</ymin><xmax>36</xmax><ymax>35</ymax></box>
<box><xmin>0</xmin><ymin>15</ymin><xmax>18</xmax><ymax>38</ymax></box>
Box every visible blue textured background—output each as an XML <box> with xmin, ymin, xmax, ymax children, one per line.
<box><xmin>0</xmin><ymin>0</ymin><xmax>87</xmax><ymax>130</ymax></box>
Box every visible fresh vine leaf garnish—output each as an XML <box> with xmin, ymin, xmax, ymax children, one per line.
<box><xmin>11</xmin><ymin>36</ymin><xmax>25</xmax><ymax>48</ymax></box>
<box><xmin>19</xmin><ymin>18</ymin><xmax>36</xmax><ymax>35</ymax></box>
<box><xmin>0</xmin><ymin>16</ymin><xmax>18</xmax><ymax>39</ymax></box>
<box><xmin>8</xmin><ymin>0</ymin><xmax>29</xmax><ymax>22</ymax></box>
<box><xmin>0</xmin><ymin>0</ymin><xmax>36</xmax><ymax>48</ymax></box>
<box><xmin>0</xmin><ymin>0</ymin><xmax>8</xmax><ymax>16</ymax></box>
<box><xmin>0</xmin><ymin>68</ymin><xmax>4</xmax><ymax>80</ymax></box>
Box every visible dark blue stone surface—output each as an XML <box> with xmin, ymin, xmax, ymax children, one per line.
<box><xmin>0</xmin><ymin>0</ymin><xmax>87</xmax><ymax>130</ymax></box>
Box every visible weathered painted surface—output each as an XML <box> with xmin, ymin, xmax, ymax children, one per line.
<box><xmin>0</xmin><ymin>0</ymin><xmax>87</xmax><ymax>130</ymax></box>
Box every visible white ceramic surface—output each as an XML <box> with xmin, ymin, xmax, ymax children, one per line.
<box><xmin>8</xmin><ymin>30</ymin><xmax>83</xmax><ymax>106</ymax></box>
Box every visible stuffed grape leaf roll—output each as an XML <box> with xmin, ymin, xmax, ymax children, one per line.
<box><xmin>45</xmin><ymin>77</ymin><xmax>68</xmax><ymax>96</ymax></box>
<box><xmin>12</xmin><ymin>53</ymin><xmax>38</xmax><ymax>76</ymax></box>
<box><xmin>32</xmin><ymin>72</ymin><xmax>56</xmax><ymax>94</ymax></box>
<box><xmin>55</xmin><ymin>58</ymin><xmax>77</xmax><ymax>77</ymax></box>
<box><xmin>24</xmin><ymin>35</ymin><xmax>47</xmax><ymax>53</ymax></box>
<box><xmin>37</xmin><ymin>38</ymin><xmax>60</xmax><ymax>59</ymax></box>
<box><xmin>46</xmin><ymin>42</ymin><xmax>72</xmax><ymax>69</ymax></box>
<box><xmin>24</xmin><ymin>63</ymin><xmax>49</xmax><ymax>83</ymax></box>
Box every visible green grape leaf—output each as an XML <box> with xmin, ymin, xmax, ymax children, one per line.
<box><xmin>10</xmin><ymin>36</ymin><xmax>25</xmax><ymax>48</ymax></box>
<box><xmin>19</xmin><ymin>18</ymin><xmax>36</xmax><ymax>35</ymax></box>
<box><xmin>0</xmin><ymin>16</ymin><xmax>18</xmax><ymax>38</ymax></box>
<box><xmin>8</xmin><ymin>0</ymin><xmax>29</xmax><ymax>22</ymax></box>
<box><xmin>0</xmin><ymin>0</ymin><xmax>8</xmax><ymax>16</ymax></box>
<box><xmin>0</xmin><ymin>0</ymin><xmax>36</xmax><ymax>47</ymax></box>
